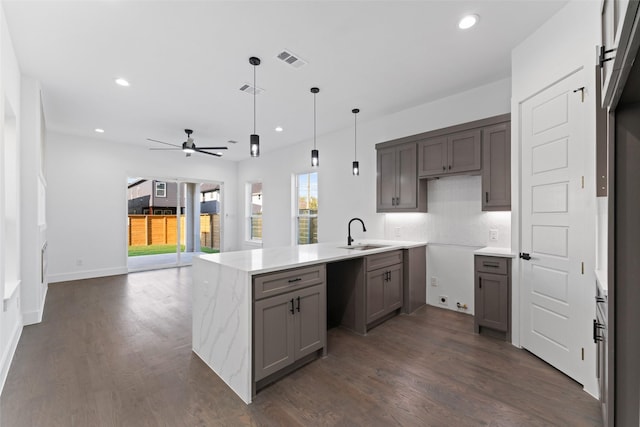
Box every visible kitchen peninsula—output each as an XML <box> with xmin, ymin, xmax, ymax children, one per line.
<box><xmin>192</xmin><ymin>240</ymin><xmax>426</xmax><ymax>403</ymax></box>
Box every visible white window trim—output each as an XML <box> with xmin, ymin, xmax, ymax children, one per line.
<box><xmin>155</xmin><ymin>181</ymin><xmax>167</xmax><ymax>198</ymax></box>
<box><xmin>294</xmin><ymin>172</ymin><xmax>318</xmax><ymax>246</ymax></box>
<box><xmin>246</xmin><ymin>182</ymin><xmax>263</xmax><ymax>244</ymax></box>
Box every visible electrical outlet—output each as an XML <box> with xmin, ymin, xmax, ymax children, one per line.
<box><xmin>490</xmin><ymin>229</ymin><xmax>499</xmax><ymax>241</ymax></box>
<box><xmin>430</xmin><ymin>276</ymin><xmax>438</xmax><ymax>287</ymax></box>
<box><xmin>394</xmin><ymin>227</ymin><xmax>401</xmax><ymax>237</ymax></box>
<box><xmin>438</xmin><ymin>295</ymin><xmax>448</xmax><ymax>306</ymax></box>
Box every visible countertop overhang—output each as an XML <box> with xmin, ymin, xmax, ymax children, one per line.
<box><xmin>195</xmin><ymin>240</ymin><xmax>427</xmax><ymax>275</ymax></box>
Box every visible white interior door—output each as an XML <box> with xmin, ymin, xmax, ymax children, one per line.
<box><xmin>520</xmin><ymin>69</ymin><xmax>588</xmax><ymax>384</ymax></box>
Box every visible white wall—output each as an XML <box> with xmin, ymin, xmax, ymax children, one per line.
<box><xmin>0</xmin><ymin>0</ymin><xmax>24</xmax><ymax>394</ymax></box>
<box><xmin>511</xmin><ymin>0</ymin><xmax>600</xmax><ymax>396</ymax></box>
<box><xmin>46</xmin><ymin>132</ymin><xmax>238</xmax><ymax>282</ymax></box>
<box><xmin>237</xmin><ymin>78</ymin><xmax>511</xmax><ymax>313</ymax></box>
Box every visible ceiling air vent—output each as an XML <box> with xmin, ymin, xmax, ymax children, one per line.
<box><xmin>239</xmin><ymin>83</ymin><xmax>264</xmax><ymax>95</ymax></box>
<box><xmin>276</xmin><ymin>49</ymin><xmax>308</xmax><ymax>69</ymax></box>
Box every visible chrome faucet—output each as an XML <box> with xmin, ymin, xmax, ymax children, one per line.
<box><xmin>347</xmin><ymin>218</ymin><xmax>367</xmax><ymax>246</ymax></box>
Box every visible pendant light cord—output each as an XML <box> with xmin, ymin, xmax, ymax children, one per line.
<box><xmin>253</xmin><ymin>65</ymin><xmax>256</xmax><ymax>134</ymax></box>
<box><xmin>354</xmin><ymin>112</ymin><xmax>357</xmax><ymax>159</ymax></box>
<box><xmin>313</xmin><ymin>92</ymin><xmax>317</xmax><ymax>150</ymax></box>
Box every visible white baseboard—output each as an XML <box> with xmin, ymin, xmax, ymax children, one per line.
<box><xmin>0</xmin><ymin>321</ymin><xmax>23</xmax><ymax>396</ymax></box>
<box><xmin>48</xmin><ymin>266</ymin><xmax>128</xmax><ymax>283</ymax></box>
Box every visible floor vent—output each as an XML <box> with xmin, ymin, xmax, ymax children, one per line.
<box><xmin>239</xmin><ymin>84</ymin><xmax>264</xmax><ymax>95</ymax></box>
<box><xmin>276</xmin><ymin>49</ymin><xmax>307</xmax><ymax>69</ymax></box>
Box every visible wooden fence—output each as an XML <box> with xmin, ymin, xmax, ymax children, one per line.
<box><xmin>128</xmin><ymin>214</ymin><xmax>220</xmax><ymax>249</ymax></box>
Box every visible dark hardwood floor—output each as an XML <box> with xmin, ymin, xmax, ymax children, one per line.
<box><xmin>1</xmin><ymin>268</ymin><xmax>601</xmax><ymax>426</ymax></box>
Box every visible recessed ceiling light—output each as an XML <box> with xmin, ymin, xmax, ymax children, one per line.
<box><xmin>115</xmin><ymin>78</ymin><xmax>130</xmax><ymax>87</ymax></box>
<box><xmin>458</xmin><ymin>14</ymin><xmax>479</xmax><ymax>30</ymax></box>
<box><xmin>275</xmin><ymin>126</ymin><xmax>283</xmax><ymax>132</ymax></box>
<box><xmin>95</xmin><ymin>128</ymin><xmax>105</xmax><ymax>133</ymax></box>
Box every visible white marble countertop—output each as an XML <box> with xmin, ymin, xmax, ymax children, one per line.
<box><xmin>595</xmin><ymin>269</ymin><xmax>608</xmax><ymax>297</ymax></box>
<box><xmin>196</xmin><ymin>240</ymin><xmax>426</xmax><ymax>275</ymax></box>
<box><xmin>473</xmin><ymin>247</ymin><xmax>516</xmax><ymax>258</ymax></box>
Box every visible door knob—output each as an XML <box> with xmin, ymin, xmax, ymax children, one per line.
<box><xmin>519</xmin><ymin>252</ymin><xmax>531</xmax><ymax>260</ymax></box>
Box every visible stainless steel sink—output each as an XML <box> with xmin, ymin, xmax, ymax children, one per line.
<box><xmin>339</xmin><ymin>244</ymin><xmax>389</xmax><ymax>251</ymax></box>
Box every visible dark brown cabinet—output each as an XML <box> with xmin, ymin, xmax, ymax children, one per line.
<box><xmin>418</xmin><ymin>129</ymin><xmax>481</xmax><ymax>177</ymax></box>
<box><xmin>253</xmin><ymin>265</ymin><xmax>326</xmax><ymax>383</ymax></box>
<box><xmin>376</xmin><ymin>143</ymin><xmax>427</xmax><ymax>212</ymax></box>
<box><xmin>482</xmin><ymin>123</ymin><xmax>511</xmax><ymax>211</ymax></box>
<box><xmin>474</xmin><ymin>255</ymin><xmax>511</xmax><ymax>341</ymax></box>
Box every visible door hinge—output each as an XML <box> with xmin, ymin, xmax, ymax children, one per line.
<box><xmin>581</xmin><ymin>347</ymin><xmax>585</xmax><ymax>361</ymax></box>
<box><xmin>573</xmin><ymin>86</ymin><xmax>585</xmax><ymax>102</ymax></box>
<box><xmin>581</xmin><ymin>262</ymin><xmax>584</xmax><ymax>275</ymax></box>
<box><xmin>581</xmin><ymin>176</ymin><xmax>584</xmax><ymax>189</ymax></box>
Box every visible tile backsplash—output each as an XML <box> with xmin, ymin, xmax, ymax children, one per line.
<box><xmin>384</xmin><ymin>175</ymin><xmax>511</xmax><ymax>247</ymax></box>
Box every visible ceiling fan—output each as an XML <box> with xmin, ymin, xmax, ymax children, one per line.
<box><xmin>147</xmin><ymin>129</ymin><xmax>228</xmax><ymax>157</ymax></box>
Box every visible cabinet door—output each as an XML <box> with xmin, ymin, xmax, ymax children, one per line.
<box><xmin>376</xmin><ymin>147</ymin><xmax>396</xmax><ymax>211</ymax></box>
<box><xmin>395</xmin><ymin>143</ymin><xmax>418</xmax><ymax>209</ymax></box>
<box><xmin>384</xmin><ymin>264</ymin><xmax>403</xmax><ymax>312</ymax></box>
<box><xmin>475</xmin><ymin>272</ymin><xmax>508</xmax><ymax>332</ymax></box>
<box><xmin>366</xmin><ymin>269</ymin><xmax>386</xmax><ymax>323</ymax></box>
<box><xmin>482</xmin><ymin>123</ymin><xmax>511</xmax><ymax>211</ymax></box>
<box><xmin>447</xmin><ymin>129</ymin><xmax>481</xmax><ymax>173</ymax></box>
<box><xmin>254</xmin><ymin>292</ymin><xmax>295</xmax><ymax>381</ymax></box>
<box><xmin>293</xmin><ymin>284</ymin><xmax>326</xmax><ymax>360</ymax></box>
<box><xmin>418</xmin><ymin>136</ymin><xmax>447</xmax><ymax>177</ymax></box>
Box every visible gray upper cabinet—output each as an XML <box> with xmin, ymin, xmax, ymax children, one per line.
<box><xmin>418</xmin><ymin>129</ymin><xmax>481</xmax><ymax>177</ymax></box>
<box><xmin>600</xmin><ymin>0</ymin><xmax>640</xmax><ymax>108</ymax></box>
<box><xmin>448</xmin><ymin>129</ymin><xmax>482</xmax><ymax>173</ymax></box>
<box><xmin>482</xmin><ymin>123</ymin><xmax>511</xmax><ymax>211</ymax></box>
<box><xmin>417</xmin><ymin>136</ymin><xmax>447</xmax><ymax>176</ymax></box>
<box><xmin>376</xmin><ymin>143</ymin><xmax>427</xmax><ymax>213</ymax></box>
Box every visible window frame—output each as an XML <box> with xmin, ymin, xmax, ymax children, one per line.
<box><xmin>155</xmin><ymin>181</ymin><xmax>167</xmax><ymax>198</ymax></box>
<box><xmin>294</xmin><ymin>172</ymin><xmax>318</xmax><ymax>245</ymax></box>
<box><xmin>246</xmin><ymin>182</ymin><xmax>263</xmax><ymax>243</ymax></box>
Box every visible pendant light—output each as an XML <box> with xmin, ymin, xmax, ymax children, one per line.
<box><xmin>310</xmin><ymin>87</ymin><xmax>320</xmax><ymax>167</ymax></box>
<box><xmin>249</xmin><ymin>57</ymin><xmax>261</xmax><ymax>157</ymax></box>
<box><xmin>352</xmin><ymin>108</ymin><xmax>360</xmax><ymax>175</ymax></box>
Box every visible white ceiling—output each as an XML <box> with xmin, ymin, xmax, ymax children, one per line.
<box><xmin>3</xmin><ymin>0</ymin><xmax>567</xmax><ymax>161</ymax></box>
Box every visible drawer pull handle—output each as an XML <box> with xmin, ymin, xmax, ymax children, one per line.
<box><xmin>483</xmin><ymin>262</ymin><xmax>500</xmax><ymax>268</ymax></box>
<box><xmin>288</xmin><ymin>278</ymin><xmax>302</xmax><ymax>283</ymax></box>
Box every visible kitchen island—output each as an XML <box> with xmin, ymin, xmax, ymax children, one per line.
<box><xmin>192</xmin><ymin>240</ymin><xmax>426</xmax><ymax>403</ymax></box>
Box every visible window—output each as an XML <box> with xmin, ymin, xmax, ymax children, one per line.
<box><xmin>296</xmin><ymin>172</ymin><xmax>318</xmax><ymax>245</ymax></box>
<box><xmin>155</xmin><ymin>181</ymin><xmax>166</xmax><ymax>197</ymax></box>
<box><xmin>247</xmin><ymin>182</ymin><xmax>262</xmax><ymax>241</ymax></box>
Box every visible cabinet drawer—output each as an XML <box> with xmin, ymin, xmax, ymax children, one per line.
<box><xmin>366</xmin><ymin>250</ymin><xmax>403</xmax><ymax>271</ymax></box>
<box><xmin>254</xmin><ymin>264</ymin><xmax>326</xmax><ymax>301</ymax></box>
<box><xmin>475</xmin><ymin>256</ymin><xmax>508</xmax><ymax>275</ymax></box>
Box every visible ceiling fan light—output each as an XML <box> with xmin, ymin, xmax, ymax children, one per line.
<box><xmin>183</xmin><ymin>147</ymin><xmax>196</xmax><ymax>154</ymax></box>
<box><xmin>250</xmin><ymin>134</ymin><xmax>260</xmax><ymax>157</ymax></box>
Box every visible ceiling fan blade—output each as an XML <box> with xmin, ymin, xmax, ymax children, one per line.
<box><xmin>147</xmin><ymin>138</ymin><xmax>181</xmax><ymax>148</ymax></box>
<box><xmin>196</xmin><ymin>146</ymin><xmax>228</xmax><ymax>150</ymax></box>
<box><xmin>195</xmin><ymin>149</ymin><xmax>222</xmax><ymax>157</ymax></box>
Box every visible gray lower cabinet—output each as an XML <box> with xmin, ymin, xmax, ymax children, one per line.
<box><xmin>366</xmin><ymin>264</ymin><xmax>403</xmax><ymax>324</ymax></box>
<box><xmin>482</xmin><ymin>122</ymin><xmax>511</xmax><ymax>211</ymax></box>
<box><xmin>253</xmin><ymin>265</ymin><xmax>326</xmax><ymax>383</ymax></box>
<box><xmin>365</xmin><ymin>251</ymin><xmax>403</xmax><ymax>327</ymax></box>
<box><xmin>474</xmin><ymin>255</ymin><xmax>511</xmax><ymax>340</ymax></box>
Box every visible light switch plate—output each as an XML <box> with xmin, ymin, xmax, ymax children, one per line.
<box><xmin>430</xmin><ymin>276</ymin><xmax>438</xmax><ymax>287</ymax></box>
